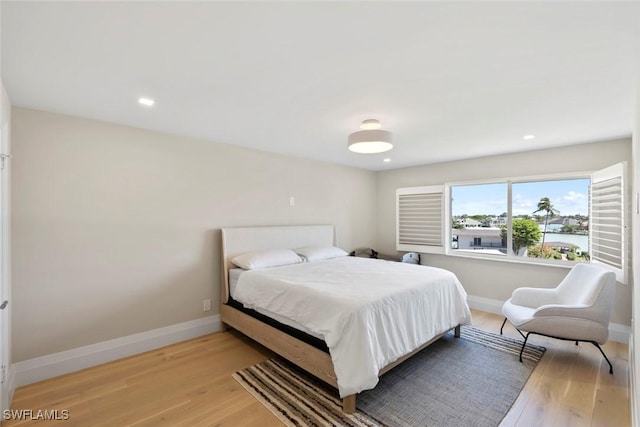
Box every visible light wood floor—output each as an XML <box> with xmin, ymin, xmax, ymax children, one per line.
<box><xmin>5</xmin><ymin>309</ymin><xmax>630</xmax><ymax>427</ymax></box>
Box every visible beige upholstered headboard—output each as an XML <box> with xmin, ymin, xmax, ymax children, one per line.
<box><xmin>220</xmin><ymin>225</ymin><xmax>336</xmax><ymax>304</ymax></box>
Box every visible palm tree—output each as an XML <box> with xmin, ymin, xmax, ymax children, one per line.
<box><xmin>533</xmin><ymin>197</ymin><xmax>560</xmax><ymax>255</ymax></box>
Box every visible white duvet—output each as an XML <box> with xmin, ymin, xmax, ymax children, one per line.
<box><xmin>233</xmin><ymin>256</ymin><xmax>472</xmax><ymax>397</ymax></box>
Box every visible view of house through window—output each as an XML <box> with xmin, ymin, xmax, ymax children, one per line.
<box><xmin>451</xmin><ymin>178</ymin><xmax>590</xmax><ymax>263</ymax></box>
<box><xmin>451</xmin><ymin>183</ymin><xmax>507</xmax><ymax>256</ymax></box>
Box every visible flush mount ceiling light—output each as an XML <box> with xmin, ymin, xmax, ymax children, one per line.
<box><xmin>348</xmin><ymin>119</ymin><xmax>393</xmax><ymax>153</ymax></box>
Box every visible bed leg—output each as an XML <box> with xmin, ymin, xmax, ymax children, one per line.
<box><xmin>220</xmin><ymin>321</ymin><xmax>229</xmax><ymax>332</ymax></box>
<box><xmin>342</xmin><ymin>394</ymin><xmax>356</xmax><ymax>414</ymax></box>
<box><xmin>454</xmin><ymin>324</ymin><xmax>461</xmax><ymax>338</ymax></box>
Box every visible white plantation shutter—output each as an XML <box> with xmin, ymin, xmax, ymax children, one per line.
<box><xmin>590</xmin><ymin>162</ymin><xmax>627</xmax><ymax>283</ymax></box>
<box><xmin>396</xmin><ymin>186</ymin><xmax>445</xmax><ymax>254</ymax></box>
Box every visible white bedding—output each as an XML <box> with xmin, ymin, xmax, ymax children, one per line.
<box><xmin>230</xmin><ymin>268</ymin><xmax>322</xmax><ymax>339</ymax></box>
<box><xmin>229</xmin><ymin>268</ymin><xmax>244</xmax><ymax>297</ymax></box>
<box><xmin>233</xmin><ymin>256</ymin><xmax>472</xmax><ymax>397</ymax></box>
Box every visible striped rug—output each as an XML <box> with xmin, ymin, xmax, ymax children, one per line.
<box><xmin>233</xmin><ymin>326</ymin><xmax>545</xmax><ymax>427</ymax></box>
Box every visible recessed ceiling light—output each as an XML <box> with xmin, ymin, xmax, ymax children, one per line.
<box><xmin>138</xmin><ymin>97</ymin><xmax>155</xmax><ymax>107</ymax></box>
<box><xmin>523</xmin><ymin>134</ymin><xmax>535</xmax><ymax>140</ymax></box>
<box><xmin>383</xmin><ymin>158</ymin><xmax>391</xmax><ymax>163</ymax></box>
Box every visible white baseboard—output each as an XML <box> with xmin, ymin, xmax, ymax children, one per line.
<box><xmin>609</xmin><ymin>323</ymin><xmax>633</xmax><ymax>345</ymax></box>
<box><xmin>467</xmin><ymin>294</ymin><xmax>631</xmax><ymax>344</ymax></box>
<box><xmin>2</xmin><ymin>365</ymin><xmax>16</xmax><ymax>414</ymax></box>
<box><xmin>630</xmin><ymin>331</ymin><xmax>638</xmax><ymax>427</ymax></box>
<box><xmin>13</xmin><ymin>315</ymin><xmax>221</xmax><ymax>388</ymax></box>
<box><xmin>467</xmin><ymin>295</ymin><xmax>504</xmax><ymax>316</ymax></box>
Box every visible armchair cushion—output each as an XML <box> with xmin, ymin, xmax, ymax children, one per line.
<box><xmin>510</xmin><ymin>287</ymin><xmax>558</xmax><ymax>308</ymax></box>
<box><xmin>534</xmin><ymin>304</ymin><xmax>605</xmax><ymax>322</ymax></box>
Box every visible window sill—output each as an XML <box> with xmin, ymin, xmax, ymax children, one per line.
<box><xmin>443</xmin><ymin>250</ymin><xmax>576</xmax><ymax>270</ymax></box>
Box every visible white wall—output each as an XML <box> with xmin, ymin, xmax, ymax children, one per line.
<box><xmin>631</xmin><ymin>64</ymin><xmax>640</xmax><ymax>427</ymax></box>
<box><xmin>0</xmin><ymin>80</ymin><xmax>13</xmax><ymax>411</ymax></box>
<box><xmin>10</xmin><ymin>108</ymin><xmax>377</xmax><ymax>362</ymax></box>
<box><xmin>376</xmin><ymin>139</ymin><xmax>632</xmax><ymax>326</ymax></box>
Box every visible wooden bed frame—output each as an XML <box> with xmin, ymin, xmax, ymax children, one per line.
<box><xmin>220</xmin><ymin>225</ymin><xmax>459</xmax><ymax>413</ymax></box>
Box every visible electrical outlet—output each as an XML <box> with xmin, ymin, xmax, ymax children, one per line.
<box><xmin>203</xmin><ymin>299</ymin><xmax>211</xmax><ymax>312</ymax></box>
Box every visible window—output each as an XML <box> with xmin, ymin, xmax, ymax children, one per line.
<box><xmin>451</xmin><ymin>178</ymin><xmax>590</xmax><ymax>263</ymax></box>
<box><xmin>397</xmin><ymin>163</ymin><xmax>627</xmax><ymax>282</ymax></box>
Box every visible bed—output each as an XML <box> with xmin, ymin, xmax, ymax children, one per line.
<box><xmin>220</xmin><ymin>225</ymin><xmax>471</xmax><ymax>413</ymax></box>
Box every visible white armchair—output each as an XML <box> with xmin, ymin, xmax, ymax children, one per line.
<box><xmin>501</xmin><ymin>263</ymin><xmax>616</xmax><ymax>373</ymax></box>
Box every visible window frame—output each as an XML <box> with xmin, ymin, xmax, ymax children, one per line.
<box><xmin>445</xmin><ymin>170</ymin><xmax>603</xmax><ymax>268</ymax></box>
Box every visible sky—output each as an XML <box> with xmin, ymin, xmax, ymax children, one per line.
<box><xmin>451</xmin><ymin>178</ymin><xmax>590</xmax><ymax>217</ymax></box>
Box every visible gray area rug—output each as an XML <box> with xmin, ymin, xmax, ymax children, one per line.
<box><xmin>233</xmin><ymin>326</ymin><xmax>545</xmax><ymax>427</ymax></box>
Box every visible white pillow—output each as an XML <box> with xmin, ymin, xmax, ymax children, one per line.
<box><xmin>295</xmin><ymin>246</ymin><xmax>348</xmax><ymax>262</ymax></box>
<box><xmin>231</xmin><ymin>249</ymin><xmax>302</xmax><ymax>270</ymax></box>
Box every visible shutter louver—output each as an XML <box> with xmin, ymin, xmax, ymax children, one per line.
<box><xmin>397</xmin><ymin>186</ymin><xmax>444</xmax><ymax>253</ymax></box>
<box><xmin>590</xmin><ymin>163</ymin><xmax>626</xmax><ymax>283</ymax></box>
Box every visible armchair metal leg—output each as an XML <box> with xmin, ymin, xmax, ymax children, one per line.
<box><xmin>515</xmin><ymin>327</ymin><xmax>526</xmax><ymax>340</ymax></box>
<box><xmin>501</xmin><ymin>318</ymin><xmax>526</xmax><ymax>339</ymax></box>
<box><xmin>590</xmin><ymin>341</ymin><xmax>614</xmax><ymax>374</ymax></box>
<box><xmin>519</xmin><ymin>332</ymin><xmax>531</xmax><ymax>363</ymax></box>
<box><xmin>513</xmin><ymin>330</ymin><xmax>613</xmax><ymax>374</ymax></box>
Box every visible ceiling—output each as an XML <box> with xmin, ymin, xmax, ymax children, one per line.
<box><xmin>2</xmin><ymin>2</ymin><xmax>639</xmax><ymax>171</ymax></box>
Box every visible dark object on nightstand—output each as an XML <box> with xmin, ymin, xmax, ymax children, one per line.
<box><xmin>350</xmin><ymin>247</ymin><xmax>378</xmax><ymax>259</ymax></box>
